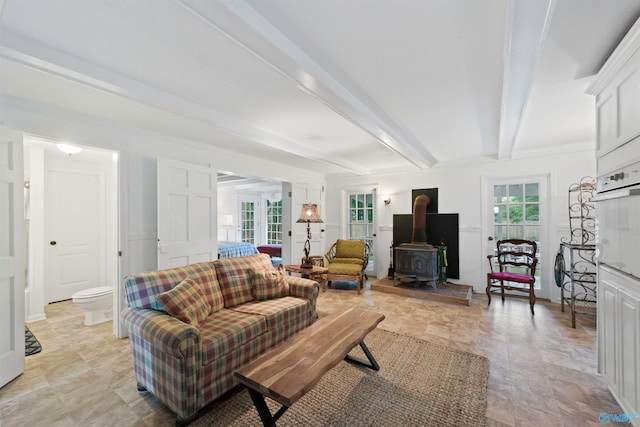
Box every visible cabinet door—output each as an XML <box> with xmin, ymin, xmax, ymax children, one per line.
<box><xmin>596</xmin><ymin>49</ymin><xmax>640</xmax><ymax>157</ymax></box>
<box><xmin>617</xmin><ymin>52</ymin><xmax>640</xmax><ymax>145</ymax></box>
<box><xmin>599</xmin><ymin>276</ymin><xmax>618</xmax><ymax>391</ymax></box>
<box><xmin>618</xmin><ymin>286</ymin><xmax>640</xmax><ymax>414</ymax></box>
<box><xmin>596</xmin><ymin>92</ymin><xmax>616</xmax><ymax>155</ymax></box>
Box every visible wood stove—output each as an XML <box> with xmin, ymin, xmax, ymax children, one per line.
<box><xmin>394</xmin><ymin>195</ymin><xmax>439</xmax><ymax>289</ymax></box>
<box><xmin>394</xmin><ymin>244</ymin><xmax>438</xmax><ymax>289</ymax></box>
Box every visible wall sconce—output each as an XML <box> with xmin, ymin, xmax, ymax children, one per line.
<box><xmin>382</xmin><ymin>195</ymin><xmax>391</xmax><ymax>206</ymax></box>
<box><xmin>296</xmin><ymin>203</ymin><xmax>323</xmax><ymax>268</ymax></box>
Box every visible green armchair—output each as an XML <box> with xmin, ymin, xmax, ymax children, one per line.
<box><xmin>324</xmin><ymin>239</ymin><xmax>370</xmax><ymax>294</ymax></box>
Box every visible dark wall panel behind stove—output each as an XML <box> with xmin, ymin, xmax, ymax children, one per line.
<box><xmin>392</xmin><ymin>213</ymin><xmax>459</xmax><ymax>279</ymax></box>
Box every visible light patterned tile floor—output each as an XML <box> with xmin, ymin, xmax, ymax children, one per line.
<box><xmin>0</xmin><ymin>280</ymin><xmax>621</xmax><ymax>426</ymax></box>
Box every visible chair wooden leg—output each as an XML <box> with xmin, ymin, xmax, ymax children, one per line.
<box><xmin>486</xmin><ymin>275</ymin><xmax>492</xmax><ymax>305</ymax></box>
<box><xmin>500</xmin><ymin>281</ymin><xmax>505</xmax><ymax>302</ymax></box>
<box><xmin>530</xmin><ymin>285</ymin><xmax>536</xmax><ymax>315</ymax></box>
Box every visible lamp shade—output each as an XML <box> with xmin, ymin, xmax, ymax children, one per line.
<box><xmin>221</xmin><ymin>214</ymin><xmax>234</xmax><ymax>226</ymax></box>
<box><xmin>296</xmin><ymin>203</ymin><xmax>323</xmax><ymax>223</ymax></box>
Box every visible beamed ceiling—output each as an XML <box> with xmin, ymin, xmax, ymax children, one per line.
<box><xmin>1</xmin><ymin>0</ymin><xmax>640</xmax><ymax>177</ymax></box>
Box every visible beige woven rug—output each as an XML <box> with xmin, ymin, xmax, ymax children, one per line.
<box><xmin>193</xmin><ymin>328</ymin><xmax>489</xmax><ymax>426</ymax></box>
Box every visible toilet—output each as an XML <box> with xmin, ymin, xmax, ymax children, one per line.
<box><xmin>72</xmin><ymin>286</ymin><xmax>114</xmax><ymax>326</ymax></box>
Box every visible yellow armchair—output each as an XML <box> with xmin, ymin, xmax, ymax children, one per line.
<box><xmin>324</xmin><ymin>239</ymin><xmax>370</xmax><ymax>294</ymax></box>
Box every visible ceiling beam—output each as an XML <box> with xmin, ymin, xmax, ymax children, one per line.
<box><xmin>178</xmin><ymin>0</ymin><xmax>437</xmax><ymax>168</ymax></box>
<box><xmin>498</xmin><ymin>0</ymin><xmax>555</xmax><ymax>159</ymax></box>
<box><xmin>0</xmin><ymin>30</ymin><xmax>371</xmax><ymax>175</ymax></box>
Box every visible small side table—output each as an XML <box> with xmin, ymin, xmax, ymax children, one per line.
<box><xmin>285</xmin><ymin>264</ymin><xmax>329</xmax><ymax>292</ymax></box>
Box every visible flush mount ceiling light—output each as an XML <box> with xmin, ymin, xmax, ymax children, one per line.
<box><xmin>56</xmin><ymin>143</ymin><xmax>82</xmax><ymax>155</ymax></box>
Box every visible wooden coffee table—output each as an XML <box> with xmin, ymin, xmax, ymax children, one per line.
<box><xmin>234</xmin><ymin>307</ymin><xmax>385</xmax><ymax>427</ymax></box>
<box><xmin>284</xmin><ymin>264</ymin><xmax>329</xmax><ymax>292</ymax></box>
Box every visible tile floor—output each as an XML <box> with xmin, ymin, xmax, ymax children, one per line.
<box><xmin>0</xmin><ymin>280</ymin><xmax>622</xmax><ymax>427</ymax></box>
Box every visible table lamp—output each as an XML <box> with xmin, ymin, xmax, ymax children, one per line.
<box><xmin>296</xmin><ymin>203</ymin><xmax>323</xmax><ymax>268</ymax></box>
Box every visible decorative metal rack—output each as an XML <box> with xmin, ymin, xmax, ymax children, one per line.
<box><xmin>556</xmin><ymin>177</ymin><xmax>597</xmax><ymax>328</ymax></box>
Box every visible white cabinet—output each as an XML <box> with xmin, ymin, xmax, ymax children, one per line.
<box><xmin>590</xmin><ymin>28</ymin><xmax>640</xmax><ymax>159</ymax></box>
<box><xmin>589</xmin><ymin>19</ymin><xmax>640</xmax><ymax>425</ymax></box>
<box><xmin>598</xmin><ymin>265</ymin><xmax>640</xmax><ymax>425</ymax></box>
<box><xmin>594</xmin><ymin>50</ymin><xmax>640</xmax><ymax>157</ymax></box>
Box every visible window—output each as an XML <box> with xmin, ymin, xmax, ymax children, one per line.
<box><xmin>240</xmin><ymin>200</ymin><xmax>256</xmax><ymax>244</ymax></box>
<box><xmin>492</xmin><ymin>182</ymin><xmax>541</xmax><ymax>288</ymax></box>
<box><xmin>348</xmin><ymin>192</ymin><xmax>375</xmax><ymax>271</ymax></box>
<box><xmin>266</xmin><ymin>199</ymin><xmax>282</xmax><ymax>244</ymax></box>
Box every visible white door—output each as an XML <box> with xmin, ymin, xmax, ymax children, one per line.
<box><xmin>0</xmin><ymin>127</ymin><xmax>25</xmax><ymax>388</ymax></box>
<box><xmin>45</xmin><ymin>158</ymin><xmax>105</xmax><ymax>302</ymax></box>
<box><xmin>237</xmin><ymin>195</ymin><xmax>260</xmax><ymax>245</ymax></box>
<box><xmin>157</xmin><ymin>158</ymin><xmax>216</xmax><ymax>269</ymax></box>
<box><xmin>346</xmin><ymin>189</ymin><xmax>376</xmax><ymax>274</ymax></box>
<box><xmin>483</xmin><ymin>175</ymin><xmax>548</xmax><ymax>298</ymax></box>
<box><xmin>283</xmin><ymin>183</ymin><xmax>324</xmax><ymax>265</ymax></box>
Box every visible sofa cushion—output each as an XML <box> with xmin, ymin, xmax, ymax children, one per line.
<box><xmin>157</xmin><ymin>277</ymin><xmax>211</xmax><ymax>326</ymax></box>
<box><xmin>232</xmin><ymin>297</ymin><xmax>310</xmax><ymax>332</ymax></box>
<box><xmin>214</xmin><ymin>254</ymin><xmax>273</xmax><ymax>308</ymax></box>
<box><xmin>199</xmin><ymin>309</ymin><xmax>268</xmax><ymax>365</ymax></box>
<box><xmin>250</xmin><ymin>267</ymin><xmax>288</xmax><ymax>300</ymax></box>
<box><xmin>125</xmin><ymin>262</ymin><xmax>220</xmax><ymax>311</ymax></box>
<box><xmin>335</xmin><ymin>239</ymin><xmax>365</xmax><ymax>259</ymax></box>
<box><xmin>204</xmin><ymin>275</ymin><xmax>225</xmax><ymax>314</ymax></box>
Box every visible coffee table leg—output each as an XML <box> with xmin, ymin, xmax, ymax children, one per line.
<box><xmin>345</xmin><ymin>341</ymin><xmax>380</xmax><ymax>371</ymax></box>
<box><xmin>247</xmin><ymin>388</ymin><xmax>289</xmax><ymax>427</ymax></box>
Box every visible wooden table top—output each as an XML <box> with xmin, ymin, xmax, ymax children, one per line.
<box><xmin>234</xmin><ymin>307</ymin><xmax>385</xmax><ymax>407</ymax></box>
<box><xmin>284</xmin><ymin>264</ymin><xmax>328</xmax><ymax>274</ymax></box>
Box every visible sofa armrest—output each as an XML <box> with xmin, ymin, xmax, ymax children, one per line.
<box><xmin>286</xmin><ymin>276</ymin><xmax>320</xmax><ymax>321</ymax></box>
<box><xmin>286</xmin><ymin>276</ymin><xmax>319</xmax><ymax>301</ymax></box>
<box><xmin>121</xmin><ymin>307</ymin><xmax>201</xmax><ymax>358</ymax></box>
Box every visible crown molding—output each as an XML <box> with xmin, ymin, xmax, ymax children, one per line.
<box><xmin>586</xmin><ymin>17</ymin><xmax>640</xmax><ymax>95</ymax></box>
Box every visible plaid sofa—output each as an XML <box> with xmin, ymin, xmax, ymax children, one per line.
<box><xmin>121</xmin><ymin>253</ymin><xmax>319</xmax><ymax>425</ymax></box>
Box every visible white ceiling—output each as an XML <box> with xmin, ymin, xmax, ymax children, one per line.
<box><xmin>1</xmin><ymin>0</ymin><xmax>640</xmax><ymax>177</ymax></box>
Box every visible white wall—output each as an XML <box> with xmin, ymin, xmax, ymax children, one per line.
<box><xmin>325</xmin><ymin>150</ymin><xmax>596</xmax><ymax>302</ymax></box>
<box><xmin>4</xmin><ymin>103</ymin><xmax>323</xmax><ymax>336</ymax></box>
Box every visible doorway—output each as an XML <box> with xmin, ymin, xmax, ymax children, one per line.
<box><xmin>346</xmin><ymin>188</ymin><xmax>377</xmax><ymax>275</ymax></box>
<box><xmin>483</xmin><ymin>174</ymin><xmax>548</xmax><ymax>298</ymax></box>
<box><xmin>238</xmin><ymin>195</ymin><xmax>260</xmax><ymax>245</ymax></box>
<box><xmin>24</xmin><ymin>137</ymin><xmax>118</xmax><ymax>328</ymax></box>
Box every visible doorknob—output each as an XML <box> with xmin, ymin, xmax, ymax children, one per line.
<box><xmin>50</xmin><ymin>241</ymin><xmax>57</xmax><ymax>246</ymax></box>
<box><xmin>488</xmin><ymin>237</ymin><xmax>493</xmax><ymax>241</ymax></box>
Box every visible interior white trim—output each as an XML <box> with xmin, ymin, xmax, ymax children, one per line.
<box><xmin>179</xmin><ymin>0</ymin><xmax>437</xmax><ymax>168</ymax></box>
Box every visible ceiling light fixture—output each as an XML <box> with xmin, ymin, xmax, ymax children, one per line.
<box><xmin>57</xmin><ymin>143</ymin><xmax>82</xmax><ymax>155</ymax></box>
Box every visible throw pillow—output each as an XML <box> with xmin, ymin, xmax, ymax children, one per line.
<box><xmin>157</xmin><ymin>277</ymin><xmax>211</xmax><ymax>327</ymax></box>
<box><xmin>251</xmin><ymin>267</ymin><xmax>289</xmax><ymax>300</ymax></box>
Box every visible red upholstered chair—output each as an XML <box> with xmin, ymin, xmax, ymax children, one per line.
<box><xmin>486</xmin><ymin>239</ymin><xmax>538</xmax><ymax>314</ymax></box>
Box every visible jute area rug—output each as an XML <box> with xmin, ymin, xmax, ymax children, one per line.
<box><xmin>193</xmin><ymin>328</ymin><xmax>489</xmax><ymax>426</ymax></box>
